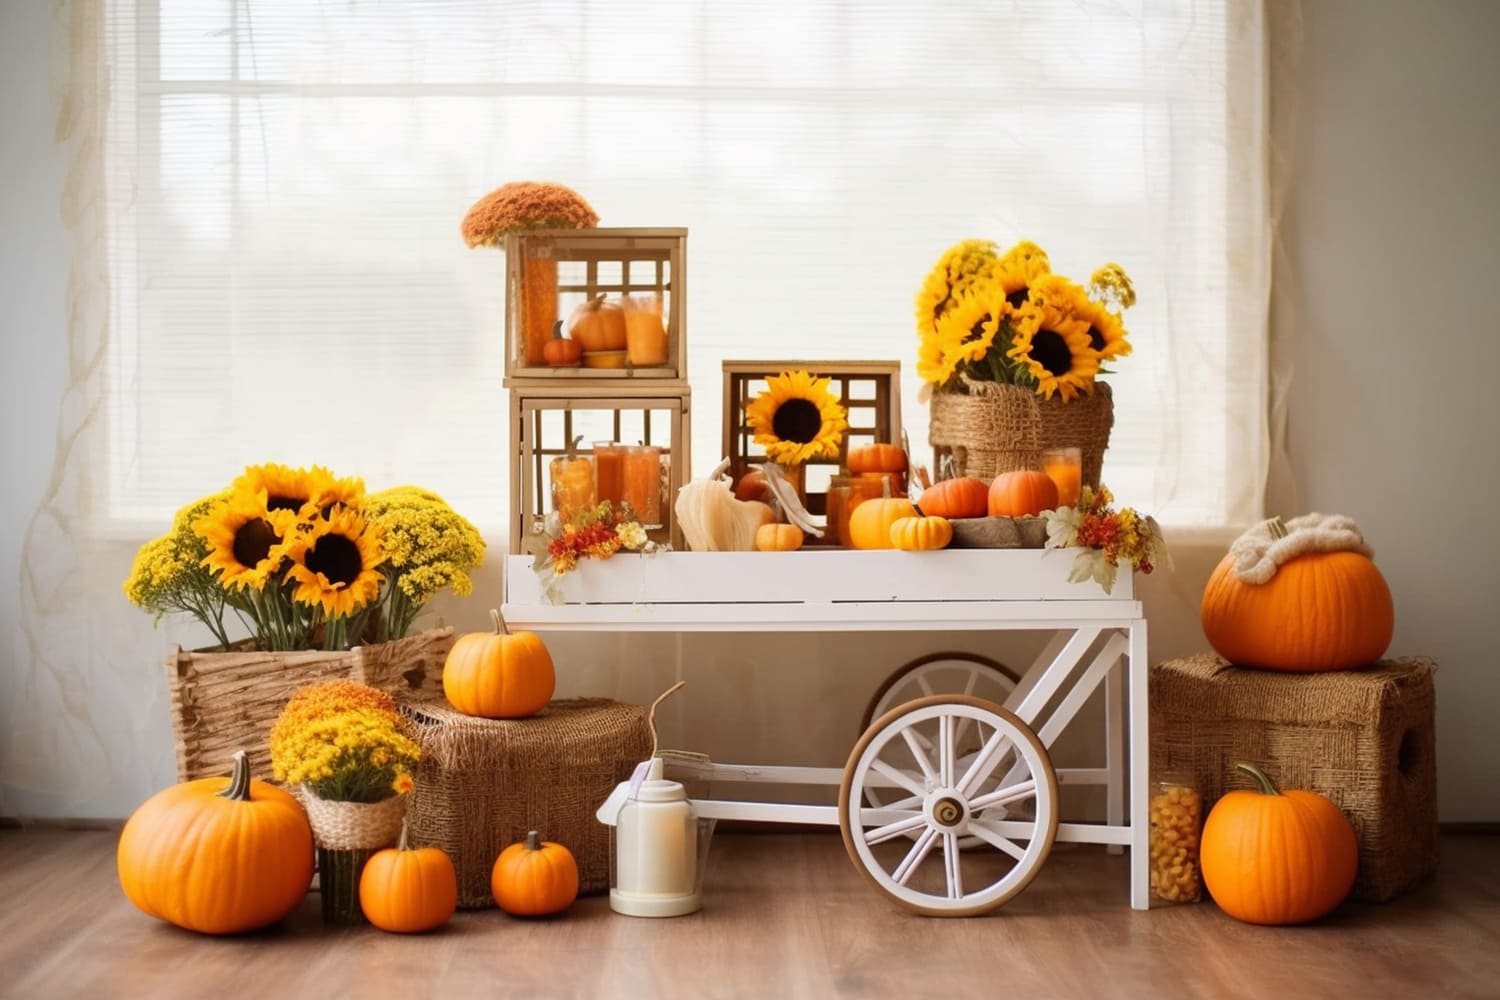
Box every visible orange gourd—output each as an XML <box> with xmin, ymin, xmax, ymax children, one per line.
<box><xmin>491</xmin><ymin>831</ymin><xmax>579</xmax><ymax>916</ymax></box>
<box><xmin>755</xmin><ymin>522</ymin><xmax>804</xmax><ymax>551</ymax></box>
<box><xmin>916</xmin><ymin>477</ymin><xmax>989</xmax><ymax>520</ymax></box>
<box><xmin>1200</xmin><ymin>762</ymin><xmax>1358</xmax><ymax>925</ymax></box>
<box><xmin>542</xmin><ymin>333</ymin><xmax>583</xmax><ymax>367</ymax></box>
<box><xmin>988</xmin><ymin>469</ymin><xmax>1059</xmax><ymax>517</ymax></box>
<box><xmin>443</xmin><ymin>609</ymin><xmax>555</xmax><ymax>718</ymax></box>
<box><xmin>890</xmin><ymin>515</ymin><xmax>952</xmax><ymax>551</ymax></box>
<box><xmin>734</xmin><ymin>468</ymin><xmax>771</xmax><ymax>503</ymax></box>
<box><xmin>566</xmin><ymin>295</ymin><xmax>627</xmax><ymax>352</ymax></box>
<box><xmin>359</xmin><ymin>821</ymin><xmax>459</xmax><ymax>933</ymax></box>
<box><xmin>1201</xmin><ymin>515</ymin><xmax>1394</xmax><ymax>672</ymax></box>
<box><xmin>847</xmin><ymin>497</ymin><xmax>918</xmax><ymax>550</ymax></box>
<box><xmin>117</xmin><ymin>750</ymin><xmax>313</xmax><ymax>935</ymax></box>
<box><xmin>847</xmin><ymin>443</ymin><xmax>908</xmax><ymax>475</ymax></box>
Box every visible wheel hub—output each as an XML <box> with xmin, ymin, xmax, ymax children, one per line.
<box><xmin>927</xmin><ymin>793</ymin><xmax>969</xmax><ymax>830</ymax></box>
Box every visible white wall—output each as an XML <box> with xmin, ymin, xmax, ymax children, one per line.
<box><xmin>0</xmin><ymin>0</ymin><xmax>1494</xmax><ymax>821</ymax></box>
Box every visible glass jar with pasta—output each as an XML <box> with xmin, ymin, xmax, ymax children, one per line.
<box><xmin>1148</xmin><ymin>771</ymin><xmax>1204</xmax><ymax>905</ymax></box>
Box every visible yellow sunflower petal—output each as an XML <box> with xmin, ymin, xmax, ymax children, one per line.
<box><xmin>195</xmin><ymin>490</ymin><xmax>296</xmax><ymax>591</ymax></box>
<box><xmin>1006</xmin><ymin>293</ymin><xmax>1100</xmax><ymax>402</ymax></box>
<box><xmin>284</xmin><ymin>506</ymin><xmax>385</xmax><ymax>618</ymax></box>
<box><xmin>745</xmin><ymin>370</ymin><xmax>849</xmax><ymax>466</ymax></box>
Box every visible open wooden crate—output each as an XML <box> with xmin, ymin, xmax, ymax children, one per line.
<box><xmin>721</xmin><ymin>360</ymin><xmax>903</xmax><ymax>518</ymax></box>
<box><xmin>508</xmin><ymin>385</ymin><xmax>691</xmax><ymax>552</ymax></box>
<box><xmin>503</xmin><ymin>227</ymin><xmax>688</xmax><ymax>385</ymax></box>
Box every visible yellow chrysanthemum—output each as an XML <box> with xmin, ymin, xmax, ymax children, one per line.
<box><xmin>195</xmin><ymin>490</ymin><xmax>297</xmax><ymax>591</ymax></box>
<box><xmin>993</xmin><ymin>240</ymin><xmax>1053</xmax><ymax>308</ymax></box>
<box><xmin>914</xmin><ymin>238</ymin><xmax>999</xmax><ymax>340</ymax></box>
<box><xmin>284</xmin><ymin>507</ymin><xmax>385</xmax><ymax>619</ymax></box>
<box><xmin>745</xmin><ymin>370</ymin><xmax>849</xmax><ymax>466</ymax></box>
<box><xmin>1006</xmin><ymin>297</ymin><xmax>1100</xmax><ymax>403</ymax></box>
<box><xmin>363</xmin><ymin>487</ymin><xmax>485</xmax><ymax>604</ymax></box>
<box><xmin>1089</xmin><ymin>262</ymin><xmax>1137</xmax><ymax>310</ymax></box>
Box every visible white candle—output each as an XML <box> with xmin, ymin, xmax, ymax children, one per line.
<box><xmin>610</xmin><ymin>757</ymin><xmax>702</xmax><ymax>917</ymax></box>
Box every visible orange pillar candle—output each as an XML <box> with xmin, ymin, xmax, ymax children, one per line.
<box><xmin>1042</xmin><ymin>447</ymin><xmax>1083</xmax><ymax>509</ymax></box>
<box><xmin>522</xmin><ymin>258</ymin><xmax>558</xmax><ymax>367</ymax></box>
<box><xmin>623</xmin><ymin>294</ymin><xmax>669</xmax><ymax>367</ymax></box>
<box><xmin>593</xmin><ymin>442</ymin><xmax>625</xmax><ymax>505</ymax></box>
<box><xmin>550</xmin><ymin>455</ymin><xmax>595</xmax><ymax>523</ymax></box>
<box><xmin>621</xmin><ymin>446</ymin><xmax>663</xmax><ymax>526</ymax></box>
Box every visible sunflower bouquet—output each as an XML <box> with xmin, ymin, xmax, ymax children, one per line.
<box><xmin>916</xmin><ymin>240</ymin><xmax>1136</xmax><ymax>402</ymax></box>
<box><xmin>124</xmin><ymin>463</ymin><xmax>485</xmax><ymax>651</ymax></box>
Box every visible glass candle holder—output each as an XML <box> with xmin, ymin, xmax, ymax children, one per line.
<box><xmin>622</xmin><ymin>294</ymin><xmax>669</xmax><ymax>367</ymax></box>
<box><xmin>1043</xmin><ymin>446</ymin><xmax>1083</xmax><ymax>509</ymax></box>
<box><xmin>550</xmin><ymin>454</ymin><xmax>595</xmax><ymax>524</ymax></box>
<box><xmin>827</xmin><ymin>474</ymin><xmax>892</xmax><ymax>548</ymax></box>
<box><xmin>621</xmin><ymin>445</ymin><xmax>663</xmax><ymax>527</ymax></box>
<box><xmin>593</xmin><ymin>442</ymin><xmax>625</xmax><ymax>506</ymax></box>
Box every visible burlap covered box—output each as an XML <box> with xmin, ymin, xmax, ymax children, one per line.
<box><xmin>1151</xmin><ymin>653</ymin><xmax>1437</xmax><ymax>901</ymax></box>
<box><xmin>404</xmin><ymin>698</ymin><xmax>650</xmax><ymax>908</ymax></box>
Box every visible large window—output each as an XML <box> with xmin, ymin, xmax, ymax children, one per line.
<box><xmin>101</xmin><ymin>0</ymin><xmax>1268</xmax><ymax>531</ymax></box>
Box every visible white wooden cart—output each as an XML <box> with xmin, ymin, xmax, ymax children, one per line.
<box><xmin>503</xmin><ymin>548</ymin><xmax>1149</xmax><ymax>917</ymax></box>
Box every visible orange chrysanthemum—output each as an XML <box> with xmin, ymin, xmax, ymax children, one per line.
<box><xmin>460</xmin><ymin>181</ymin><xmax>599</xmax><ymax>248</ymax></box>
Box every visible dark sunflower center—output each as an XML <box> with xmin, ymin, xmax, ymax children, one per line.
<box><xmin>231</xmin><ymin>518</ymin><xmax>280</xmax><ymax>569</ymax></box>
<box><xmin>771</xmin><ymin>398</ymin><xmax>823</xmax><ymax>445</ymax></box>
<box><xmin>305</xmin><ymin>534</ymin><xmax>363</xmax><ymax>588</ymax></box>
<box><xmin>1031</xmin><ymin>329</ymin><xmax>1075</xmax><ymax>377</ymax></box>
<box><xmin>1087</xmin><ymin>326</ymin><xmax>1105</xmax><ymax>352</ymax></box>
<box><xmin>1006</xmin><ymin>287</ymin><xmax>1030</xmax><ymax>309</ymax></box>
<box><xmin>266</xmin><ymin>494</ymin><xmax>306</xmax><ymax>512</ymax></box>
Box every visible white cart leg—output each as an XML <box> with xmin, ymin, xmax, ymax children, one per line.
<box><xmin>1128</xmin><ymin>618</ymin><xmax>1150</xmax><ymax>910</ymax></box>
<box><xmin>1105</xmin><ymin>645</ymin><xmax>1124</xmax><ymax>856</ymax></box>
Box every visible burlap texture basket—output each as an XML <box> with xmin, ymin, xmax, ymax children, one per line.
<box><xmin>164</xmin><ymin>626</ymin><xmax>454</xmax><ymax>783</ymax></box>
<box><xmin>404</xmin><ymin>698</ymin><xmax>651</xmax><ymax>908</ymax></box>
<box><xmin>298</xmin><ymin>789</ymin><xmax>409</xmax><ymax>850</ymax></box>
<box><xmin>929</xmin><ymin>379</ymin><xmax>1113</xmax><ymax>486</ymax></box>
<box><xmin>1151</xmin><ymin>653</ymin><xmax>1438</xmax><ymax>902</ymax></box>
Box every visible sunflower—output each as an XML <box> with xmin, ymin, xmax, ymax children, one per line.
<box><xmin>284</xmin><ymin>507</ymin><xmax>386</xmax><ymax>619</ymax></box>
<box><xmin>914</xmin><ymin>238</ymin><xmax>999</xmax><ymax>340</ymax></box>
<box><xmin>745</xmin><ymin>370</ymin><xmax>849</xmax><ymax>466</ymax></box>
<box><xmin>233</xmin><ymin>463</ymin><xmax>326</xmax><ymax>515</ymax></box>
<box><xmin>936</xmin><ymin>282</ymin><xmax>1006</xmax><ymax>367</ymax></box>
<box><xmin>992</xmin><ymin>240</ymin><xmax>1053</xmax><ymax>310</ymax></box>
<box><xmin>1031</xmin><ymin>274</ymin><xmax>1132</xmax><ymax>364</ymax></box>
<box><xmin>195</xmin><ymin>490</ymin><xmax>297</xmax><ymax>591</ymax></box>
<box><xmin>1006</xmin><ymin>296</ymin><xmax>1100</xmax><ymax>403</ymax></box>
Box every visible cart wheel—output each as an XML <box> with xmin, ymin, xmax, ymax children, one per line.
<box><xmin>860</xmin><ymin>652</ymin><xmax>1019</xmax><ymax>733</ymax></box>
<box><xmin>838</xmin><ymin>695</ymin><xmax>1058</xmax><ymax>917</ymax></box>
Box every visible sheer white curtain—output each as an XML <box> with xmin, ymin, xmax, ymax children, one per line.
<box><xmin>7</xmin><ymin>0</ymin><xmax>1268</xmax><ymax>816</ymax></box>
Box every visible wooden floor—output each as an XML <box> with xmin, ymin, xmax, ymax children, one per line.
<box><xmin>2</xmin><ymin>829</ymin><xmax>1497</xmax><ymax>999</ymax></box>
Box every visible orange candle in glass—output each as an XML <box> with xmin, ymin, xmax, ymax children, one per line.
<box><xmin>550</xmin><ymin>454</ymin><xmax>595</xmax><ymax>523</ymax></box>
<box><xmin>623</xmin><ymin>294</ymin><xmax>669</xmax><ymax>367</ymax></box>
<box><xmin>621</xmin><ymin>445</ymin><xmax>663</xmax><ymax>526</ymax></box>
<box><xmin>1042</xmin><ymin>447</ymin><xmax>1083</xmax><ymax>509</ymax></box>
<box><xmin>593</xmin><ymin>442</ymin><xmax>625</xmax><ymax>505</ymax></box>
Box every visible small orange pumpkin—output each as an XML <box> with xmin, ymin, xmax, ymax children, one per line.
<box><xmin>847</xmin><ymin>443</ymin><xmax>908</xmax><ymax>475</ymax></box>
<box><xmin>491</xmin><ymin>831</ymin><xmax>579</xmax><ymax>916</ymax></box>
<box><xmin>916</xmin><ymin>477</ymin><xmax>989</xmax><ymax>520</ymax></box>
<box><xmin>734</xmin><ymin>468</ymin><xmax>771</xmax><ymax>503</ymax></box>
<box><xmin>566</xmin><ymin>295</ymin><xmax>627</xmax><ymax>352</ymax></box>
<box><xmin>359</xmin><ymin>821</ymin><xmax>459</xmax><ymax>933</ymax></box>
<box><xmin>117</xmin><ymin>750</ymin><xmax>314</xmax><ymax>935</ymax></box>
<box><xmin>988</xmin><ymin>469</ymin><xmax>1059</xmax><ymax>517</ymax></box>
<box><xmin>542</xmin><ymin>333</ymin><xmax>583</xmax><ymax>367</ymax></box>
<box><xmin>1200</xmin><ymin>762</ymin><xmax>1358</xmax><ymax>925</ymax></box>
<box><xmin>443</xmin><ymin>609</ymin><xmax>555</xmax><ymax>718</ymax></box>
<box><xmin>755</xmin><ymin>522</ymin><xmax>804</xmax><ymax>551</ymax></box>
<box><xmin>1201</xmin><ymin>515</ymin><xmax>1394</xmax><ymax>672</ymax></box>
<box><xmin>890</xmin><ymin>515</ymin><xmax>952</xmax><ymax>551</ymax></box>
<box><xmin>848</xmin><ymin>497</ymin><xmax>918</xmax><ymax>550</ymax></box>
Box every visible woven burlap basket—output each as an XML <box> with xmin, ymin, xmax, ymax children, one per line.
<box><xmin>298</xmin><ymin>788</ymin><xmax>409</xmax><ymax>850</ymax></box>
<box><xmin>929</xmin><ymin>378</ymin><xmax>1113</xmax><ymax>486</ymax></box>
<box><xmin>1151</xmin><ymin>653</ymin><xmax>1438</xmax><ymax>902</ymax></box>
<box><xmin>164</xmin><ymin>626</ymin><xmax>454</xmax><ymax>783</ymax></box>
<box><xmin>404</xmin><ymin>698</ymin><xmax>651</xmax><ymax>908</ymax></box>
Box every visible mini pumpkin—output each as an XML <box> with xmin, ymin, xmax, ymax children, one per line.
<box><xmin>117</xmin><ymin>750</ymin><xmax>314</xmax><ymax>935</ymax></box>
<box><xmin>847</xmin><ymin>497</ymin><xmax>918</xmax><ymax>550</ymax></box>
<box><xmin>443</xmin><ymin>609</ymin><xmax>555</xmax><ymax>718</ymax></box>
<box><xmin>359</xmin><ymin>821</ymin><xmax>458</xmax><ymax>933</ymax></box>
<box><xmin>847</xmin><ymin>443</ymin><xmax>908</xmax><ymax>475</ymax></box>
<box><xmin>988</xmin><ymin>469</ymin><xmax>1059</xmax><ymax>517</ymax></box>
<box><xmin>566</xmin><ymin>295</ymin><xmax>627</xmax><ymax>352</ymax></box>
<box><xmin>1201</xmin><ymin>514</ymin><xmax>1394</xmax><ymax>672</ymax></box>
<box><xmin>890</xmin><ymin>515</ymin><xmax>952</xmax><ymax>551</ymax></box>
<box><xmin>492</xmin><ymin>831</ymin><xmax>579</xmax><ymax>916</ymax></box>
<box><xmin>1200</xmin><ymin>762</ymin><xmax>1358</xmax><ymax>925</ymax></box>
<box><xmin>755</xmin><ymin>522</ymin><xmax>804</xmax><ymax>551</ymax></box>
<box><xmin>916</xmin><ymin>476</ymin><xmax>989</xmax><ymax>520</ymax></box>
<box><xmin>734</xmin><ymin>468</ymin><xmax>771</xmax><ymax>503</ymax></box>
<box><xmin>542</xmin><ymin>333</ymin><xmax>583</xmax><ymax>367</ymax></box>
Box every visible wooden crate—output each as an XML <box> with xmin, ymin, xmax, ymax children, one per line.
<box><xmin>721</xmin><ymin>360</ymin><xmax>902</xmax><ymax>517</ymax></box>
<box><xmin>509</xmin><ymin>385</ymin><xmax>691</xmax><ymax>552</ymax></box>
<box><xmin>502</xmin><ymin>227</ymin><xmax>688</xmax><ymax>385</ymax></box>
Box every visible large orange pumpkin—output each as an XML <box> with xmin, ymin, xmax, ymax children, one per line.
<box><xmin>443</xmin><ymin>609</ymin><xmax>555</xmax><ymax>718</ymax></box>
<box><xmin>1200</xmin><ymin>762</ymin><xmax>1358</xmax><ymax>925</ymax></box>
<box><xmin>916</xmin><ymin>476</ymin><xmax>989</xmax><ymax>520</ymax></box>
<box><xmin>491</xmin><ymin>831</ymin><xmax>579</xmax><ymax>916</ymax></box>
<box><xmin>988</xmin><ymin>469</ymin><xmax>1059</xmax><ymax>517</ymax></box>
<box><xmin>359</xmin><ymin>821</ymin><xmax>458</xmax><ymax>933</ymax></box>
<box><xmin>117</xmin><ymin>750</ymin><xmax>313</xmax><ymax>935</ymax></box>
<box><xmin>1201</xmin><ymin>515</ymin><xmax>1394</xmax><ymax>672</ymax></box>
<box><xmin>847</xmin><ymin>497</ymin><xmax>918</xmax><ymax>550</ymax></box>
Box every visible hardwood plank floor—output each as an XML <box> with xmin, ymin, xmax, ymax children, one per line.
<box><xmin>2</xmin><ymin>830</ymin><xmax>1496</xmax><ymax>999</ymax></box>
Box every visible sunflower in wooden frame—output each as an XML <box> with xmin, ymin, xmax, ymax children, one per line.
<box><xmin>745</xmin><ymin>370</ymin><xmax>849</xmax><ymax>466</ymax></box>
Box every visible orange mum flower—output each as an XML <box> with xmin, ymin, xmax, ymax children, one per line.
<box><xmin>460</xmin><ymin>181</ymin><xmax>599</xmax><ymax>248</ymax></box>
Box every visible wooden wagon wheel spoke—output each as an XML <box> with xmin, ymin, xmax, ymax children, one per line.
<box><xmin>968</xmin><ymin>778</ymin><xmax>1038</xmax><ymax>813</ymax></box>
<box><xmin>863</xmin><ymin>811</ymin><xmax>929</xmax><ymax>846</ymax></box>
<box><xmin>944</xmin><ymin>832</ymin><xmax>964</xmax><ymax>900</ymax></box>
<box><xmin>956</xmin><ymin>729</ymin><xmax>1014</xmax><ymax>798</ymax></box>
<box><xmin>899</xmin><ymin>726</ymin><xmax>937</xmax><ymax>784</ymax></box>
<box><xmin>893</xmin><ymin>827</ymin><xmax>941</xmax><ymax>886</ymax></box>
<box><xmin>966</xmin><ymin>819</ymin><xmax>1028</xmax><ymax>861</ymax></box>
<box><xmin>870</xmin><ymin>759</ymin><xmax>927</xmax><ymax>800</ymax></box>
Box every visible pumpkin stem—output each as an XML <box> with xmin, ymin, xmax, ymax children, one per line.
<box><xmin>398</xmin><ymin>819</ymin><xmax>410</xmax><ymax>852</ymax></box>
<box><xmin>1266</xmin><ymin>516</ymin><xmax>1289</xmax><ymax>541</ymax></box>
<box><xmin>1235</xmin><ymin>761</ymin><xmax>1281</xmax><ymax>796</ymax></box>
<box><xmin>525</xmin><ymin>830</ymin><xmax>541</xmax><ymax>852</ymax></box>
<box><xmin>216</xmin><ymin>750</ymin><xmax>253</xmax><ymax>802</ymax></box>
<box><xmin>490</xmin><ymin>608</ymin><xmax>509</xmax><ymax>635</ymax></box>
